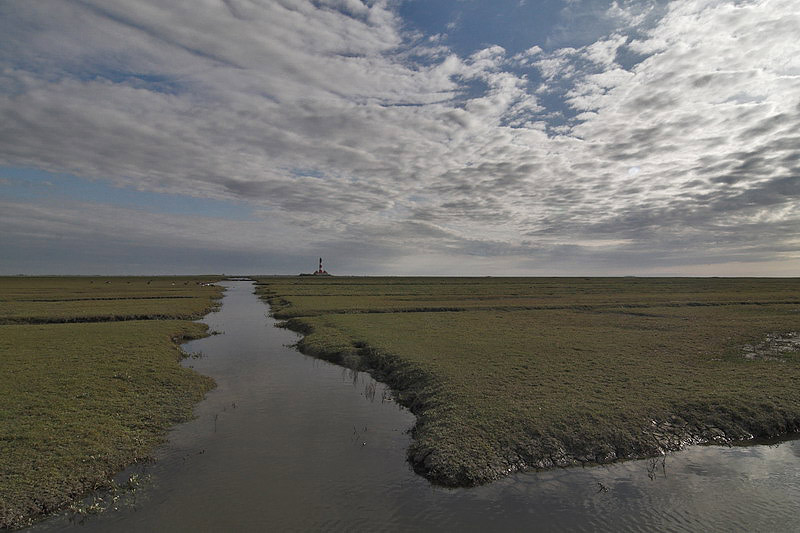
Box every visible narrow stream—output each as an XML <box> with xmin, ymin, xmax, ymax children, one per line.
<box><xmin>33</xmin><ymin>281</ymin><xmax>800</xmax><ymax>531</ymax></box>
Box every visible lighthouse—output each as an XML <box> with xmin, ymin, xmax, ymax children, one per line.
<box><xmin>314</xmin><ymin>257</ymin><xmax>330</xmax><ymax>276</ymax></box>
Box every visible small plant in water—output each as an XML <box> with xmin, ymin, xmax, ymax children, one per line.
<box><xmin>364</xmin><ymin>381</ymin><xmax>377</xmax><ymax>401</ymax></box>
<box><xmin>381</xmin><ymin>389</ymin><xmax>393</xmax><ymax>403</ymax></box>
<box><xmin>66</xmin><ymin>472</ymin><xmax>151</xmax><ymax>524</ymax></box>
<box><xmin>647</xmin><ymin>454</ymin><xmax>667</xmax><ymax>480</ymax></box>
<box><xmin>125</xmin><ymin>473</ymin><xmax>142</xmax><ymax>491</ymax></box>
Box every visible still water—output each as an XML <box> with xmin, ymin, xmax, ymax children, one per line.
<box><xmin>33</xmin><ymin>281</ymin><xmax>800</xmax><ymax>532</ymax></box>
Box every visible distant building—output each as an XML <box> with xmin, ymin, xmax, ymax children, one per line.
<box><xmin>314</xmin><ymin>257</ymin><xmax>330</xmax><ymax>275</ymax></box>
<box><xmin>300</xmin><ymin>257</ymin><xmax>331</xmax><ymax>276</ymax></box>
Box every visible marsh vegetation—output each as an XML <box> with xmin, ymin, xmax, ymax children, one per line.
<box><xmin>0</xmin><ymin>276</ymin><xmax>222</xmax><ymax>529</ymax></box>
<box><xmin>256</xmin><ymin>276</ymin><xmax>800</xmax><ymax>486</ymax></box>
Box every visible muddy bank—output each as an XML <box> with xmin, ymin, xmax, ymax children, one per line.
<box><xmin>279</xmin><ymin>315</ymin><xmax>800</xmax><ymax>487</ymax></box>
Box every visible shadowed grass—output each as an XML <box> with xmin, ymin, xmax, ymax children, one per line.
<box><xmin>257</xmin><ymin>277</ymin><xmax>800</xmax><ymax>486</ymax></box>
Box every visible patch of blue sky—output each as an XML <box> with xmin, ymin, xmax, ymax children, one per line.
<box><xmin>0</xmin><ymin>166</ymin><xmax>254</xmax><ymax>221</ymax></box>
<box><xmin>289</xmin><ymin>168</ymin><xmax>326</xmax><ymax>179</ymax></box>
<box><xmin>454</xmin><ymin>76</ymin><xmax>491</xmax><ymax>103</ymax></box>
<box><xmin>311</xmin><ymin>0</ymin><xmax>371</xmax><ymax>22</ymax></box>
<box><xmin>399</xmin><ymin>0</ymin><xmax>591</xmax><ymax>131</ymax></box>
<box><xmin>615</xmin><ymin>45</ymin><xmax>651</xmax><ymax>72</ymax></box>
<box><xmin>400</xmin><ymin>0</ymin><xmax>564</xmax><ymax>57</ymax></box>
<box><xmin>91</xmin><ymin>69</ymin><xmax>187</xmax><ymax>95</ymax></box>
<box><xmin>535</xmin><ymin>91</ymin><xmax>573</xmax><ymax>126</ymax></box>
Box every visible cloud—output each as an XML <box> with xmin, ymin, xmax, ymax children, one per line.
<box><xmin>0</xmin><ymin>0</ymin><xmax>798</xmax><ymax>274</ymax></box>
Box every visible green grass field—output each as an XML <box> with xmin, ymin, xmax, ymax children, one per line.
<box><xmin>0</xmin><ymin>277</ymin><xmax>221</xmax><ymax>324</ymax></box>
<box><xmin>0</xmin><ymin>276</ymin><xmax>222</xmax><ymax>529</ymax></box>
<box><xmin>260</xmin><ymin>276</ymin><xmax>800</xmax><ymax>317</ymax></box>
<box><xmin>256</xmin><ymin>277</ymin><xmax>800</xmax><ymax>486</ymax></box>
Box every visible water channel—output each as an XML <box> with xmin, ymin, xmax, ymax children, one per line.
<box><xmin>33</xmin><ymin>281</ymin><xmax>800</xmax><ymax>531</ymax></box>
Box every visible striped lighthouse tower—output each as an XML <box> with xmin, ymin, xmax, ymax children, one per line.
<box><xmin>314</xmin><ymin>258</ymin><xmax>329</xmax><ymax>275</ymax></box>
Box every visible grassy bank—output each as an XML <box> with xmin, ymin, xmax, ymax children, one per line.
<box><xmin>0</xmin><ymin>277</ymin><xmax>223</xmax><ymax>529</ymax></box>
<box><xmin>256</xmin><ymin>277</ymin><xmax>800</xmax><ymax>486</ymax></box>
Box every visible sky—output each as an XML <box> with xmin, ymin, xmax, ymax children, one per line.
<box><xmin>1</xmin><ymin>0</ymin><xmax>798</xmax><ymax>276</ymax></box>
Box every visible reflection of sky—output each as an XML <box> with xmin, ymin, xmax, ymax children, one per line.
<box><xmin>459</xmin><ymin>440</ymin><xmax>800</xmax><ymax>531</ymax></box>
<box><xmin>400</xmin><ymin>0</ymin><xmax>564</xmax><ymax>56</ymax></box>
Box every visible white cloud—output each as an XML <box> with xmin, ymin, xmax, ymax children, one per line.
<box><xmin>584</xmin><ymin>34</ymin><xmax>627</xmax><ymax>66</ymax></box>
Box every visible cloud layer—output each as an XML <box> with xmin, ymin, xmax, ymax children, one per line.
<box><xmin>1</xmin><ymin>0</ymin><xmax>798</xmax><ymax>274</ymax></box>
